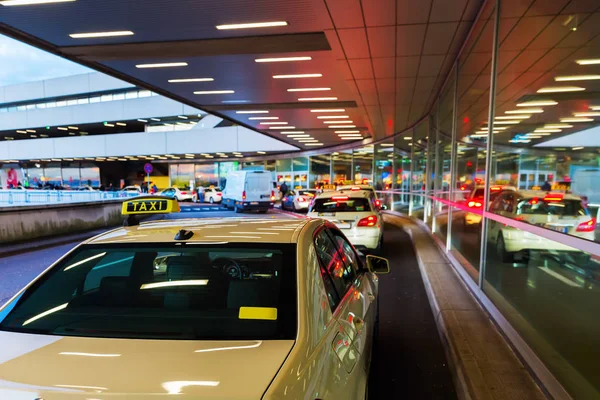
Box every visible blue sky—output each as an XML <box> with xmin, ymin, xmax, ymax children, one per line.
<box><xmin>0</xmin><ymin>34</ymin><xmax>90</xmax><ymax>86</ymax></box>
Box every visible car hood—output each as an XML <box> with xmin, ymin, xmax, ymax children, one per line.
<box><xmin>0</xmin><ymin>331</ymin><xmax>293</xmax><ymax>399</ymax></box>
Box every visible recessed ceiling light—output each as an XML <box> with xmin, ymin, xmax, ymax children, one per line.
<box><xmin>334</xmin><ymin>130</ymin><xmax>360</xmax><ymax>133</ymax></box>
<box><xmin>270</xmin><ymin>126</ymin><xmax>296</xmax><ymax>129</ymax></box>
<box><xmin>168</xmin><ymin>78</ymin><xmax>214</xmax><ymax>83</ymax></box>
<box><xmin>260</xmin><ymin>122</ymin><xmax>288</xmax><ymax>125</ymax></box>
<box><xmin>273</xmin><ymin>74</ymin><xmax>322</xmax><ymax>79</ymax></box>
<box><xmin>536</xmin><ymin>86</ymin><xmax>585</xmax><ymax>93</ymax></box>
<box><xmin>280</xmin><ymin>131</ymin><xmax>305</xmax><ymax>134</ymax></box>
<box><xmin>194</xmin><ymin>90</ymin><xmax>235</xmax><ymax>95</ymax></box>
<box><xmin>403</xmin><ymin>136</ymin><xmax>411</xmax><ymax>140</ymax></box>
<box><xmin>555</xmin><ymin>75</ymin><xmax>600</xmax><ymax>81</ymax></box>
<box><xmin>304</xmin><ymin>143</ymin><xmax>324</xmax><ymax>146</ymax></box>
<box><xmin>257</xmin><ymin>151</ymin><xmax>266</xmax><ymax>154</ymax></box>
<box><xmin>70</xmin><ymin>31</ymin><xmax>134</xmax><ymax>39</ymax></box>
<box><xmin>26</xmin><ymin>129</ymin><xmax>36</xmax><ymax>133</ymax></box>
<box><xmin>248</xmin><ymin>117</ymin><xmax>279</xmax><ymax>120</ymax></box>
<box><xmin>0</xmin><ymin>0</ymin><xmax>75</xmax><ymax>5</ymax></box>
<box><xmin>298</xmin><ymin>97</ymin><xmax>338</xmax><ymax>101</ymax></box>
<box><xmin>116</xmin><ymin>122</ymin><xmax>126</xmax><ymax>126</ymax></box>
<box><xmin>310</xmin><ymin>109</ymin><xmax>344</xmax><ymax>112</ymax></box>
<box><xmin>329</xmin><ymin>125</ymin><xmax>355</xmax><ymax>128</ymax></box>
<box><xmin>57</xmin><ymin>127</ymin><xmax>68</xmax><ymax>131</ymax></box>
<box><xmin>340</xmin><ymin>137</ymin><xmax>362</xmax><ymax>140</ymax></box>
<box><xmin>255</xmin><ymin>56</ymin><xmax>311</xmax><ymax>63</ymax></box>
<box><xmin>323</xmin><ymin>120</ymin><xmax>353</xmax><ymax>124</ymax></box>
<box><xmin>150</xmin><ymin>118</ymin><xmax>160</xmax><ymax>121</ymax></box>
<box><xmin>16</xmin><ymin>130</ymin><xmax>27</xmax><ymax>134</ymax></box>
<box><xmin>560</xmin><ymin>117</ymin><xmax>593</xmax><ymax>122</ymax></box>
<box><xmin>137</xmin><ymin>119</ymin><xmax>148</xmax><ymax>122</ymax></box>
<box><xmin>287</xmin><ymin>134</ymin><xmax>310</xmax><ymax>138</ymax></box>
<box><xmin>493</xmin><ymin>120</ymin><xmax>522</xmax><ymax>125</ymax></box>
<box><xmin>573</xmin><ymin>112</ymin><xmax>600</xmax><ymax>117</ymax></box>
<box><xmin>543</xmin><ymin>124</ymin><xmax>572</xmax><ymax>128</ymax></box>
<box><xmin>287</xmin><ymin>88</ymin><xmax>331</xmax><ymax>92</ymax></box>
<box><xmin>575</xmin><ymin>59</ymin><xmax>600</xmax><ymax>65</ymax></box>
<box><xmin>534</xmin><ymin>129</ymin><xmax>562</xmax><ymax>133</ymax></box>
<box><xmin>516</xmin><ymin>100</ymin><xmax>557</xmax><ymax>107</ymax></box>
<box><xmin>136</xmin><ymin>62</ymin><xmax>188</xmax><ymax>68</ymax></box>
<box><xmin>236</xmin><ymin>110</ymin><xmax>268</xmax><ymax>114</ymax></box>
<box><xmin>505</xmin><ymin>108</ymin><xmax>544</xmax><ymax>114</ymax></box>
<box><xmin>495</xmin><ymin>115</ymin><xmax>530</xmax><ymax>120</ymax></box>
<box><xmin>216</xmin><ymin>21</ymin><xmax>288</xmax><ymax>30</ymax></box>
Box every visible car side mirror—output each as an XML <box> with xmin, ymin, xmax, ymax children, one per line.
<box><xmin>366</xmin><ymin>255</ymin><xmax>390</xmax><ymax>274</ymax></box>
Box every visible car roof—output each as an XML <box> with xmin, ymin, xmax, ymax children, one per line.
<box><xmin>86</xmin><ymin>218</ymin><xmax>310</xmax><ymax>245</ymax></box>
<box><xmin>337</xmin><ymin>184</ymin><xmax>374</xmax><ymax>190</ymax></box>
<box><xmin>515</xmin><ymin>190</ymin><xmax>582</xmax><ymax>201</ymax></box>
<box><xmin>314</xmin><ymin>190</ymin><xmax>371</xmax><ymax>199</ymax></box>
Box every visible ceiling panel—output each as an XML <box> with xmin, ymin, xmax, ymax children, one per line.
<box><xmin>362</xmin><ymin>0</ymin><xmax>396</xmax><ymax>26</ymax></box>
<box><xmin>325</xmin><ymin>0</ymin><xmax>364</xmax><ymax>29</ymax></box>
<box><xmin>524</xmin><ymin>0</ymin><xmax>570</xmax><ymax>17</ymax></box>
<box><xmin>556</xmin><ymin>12</ymin><xmax>600</xmax><ymax>48</ymax></box>
<box><xmin>348</xmin><ymin>59</ymin><xmax>375</xmax><ymax>79</ymax></box>
<box><xmin>336</xmin><ymin>60</ymin><xmax>355</xmax><ymax>80</ymax></box>
<box><xmin>397</xmin><ymin>0</ymin><xmax>433</xmax><ymax>24</ymax></box>
<box><xmin>396</xmin><ymin>24</ymin><xmax>428</xmax><ymax>56</ymax></box>
<box><xmin>378</xmin><ymin>92</ymin><xmax>396</xmax><ymax>106</ymax></box>
<box><xmin>423</xmin><ymin>22</ymin><xmax>459</xmax><ymax>54</ymax></box>
<box><xmin>414</xmin><ymin>76</ymin><xmax>437</xmax><ymax>95</ymax></box>
<box><xmin>499</xmin><ymin>0</ymin><xmax>534</xmax><ymax>18</ymax></box>
<box><xmin>372</xmin><ymin>57</ymin><xmax>395</xmax><ymax>78</ymax></box>
<box><xmin>463</xmin><ymin>0</ymin><xmax>485</xmax><ymax>20</ymax></box>
<box><xmin>418</xmin><ymin>55</ymin><xmax>446</xmax><ymax>76</ymax></box>
<box><xmin>501</xmin><ymin>16</ymin><xmax>553</xmax><ymax>51</ymax></box>
<box><xmin>526</xmin><ymin>47</ymin><xmax>576</xmax><ymax>72</ymax></box>
<box><xmin>497</xmin><ymin>49</ymin><xmax>545</xmax><ymax>75</ymax></box>
<box><xmin>527</xmin><ymin>17</ymin><xmax>572</xmax><ymax>50</ymax></box>
<box><xmin>323</xmin><ymin>29</ymin><xmax>346</xmax><ymax>59</ymax></box>
<box><xmin>396</xmin><ymin>56</ymin><xmax>421</xmax><ymax>77</ymax></box>
<box><xmin>367</xmin><ymin>26</ymin><xmax>397</xmax><ymax>58</ymax></box>
<box><xmin>561</xmin><ymin>0</ymin><xmax>600</xmax><ymax>14</ymax></box>
<box><xmin>376</xmin><ymin>78</ymin><xmax>397</xmax><ymax>94</ymax></box>
<box><xmin>338</xmin><ymin>28</ymin><xmax>370</xmax><ymax>59</ymax></box>
<box><xmin>430</xmin><ymin>0</ymin><xmax>468</xmax><ymax>22</ymax></box>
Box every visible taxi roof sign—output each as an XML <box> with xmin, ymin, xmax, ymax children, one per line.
<box><xmin>122</xmin><ymin>196</ymin><xmax>180</xmax><ymax>215</ymax></box>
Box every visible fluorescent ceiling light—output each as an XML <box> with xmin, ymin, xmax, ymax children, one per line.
<box><xmin>194</xmin><ymin>90</ymin><xmax>235</xmax><ymax>94</ymax></box>
<box><xmin>516</xmin><ymin>100</ymin><xmax>557</xmax><ymax>107</ymax></box>
<box><xmin>137</xmin><ymin>119</ymin><xmax>148</xmax><ymax>122</ymax></box>
<box><xmin>509</xmin><ymin>139</ymin><xmax>530</xmax><ymax>143</ymax></box>
<box><xmin>178</xmin><ymin>115</ymin><xmax>188</xmax><ymax>119</ymax></box>
<box><xmin>318</xmin><ymin>115</ymin><xmax>349</xmax><ymax>119</ymax></box>
<box><xmin>576</xmin><ymin>59</ymin><xmax>600</xmax><ymax>65</ymax></box>
<box><xmin>403</xmin><ymin>136</ymin><xmax>411</xmax><ymax>140</ymax></box>
<box><xmin>116</xmin><ymin>122</ymin><xmax>126</xmax><ymax>126</ymax></box>
<box><xmin>329</xmin><ymin>125</ymin><xmax>355</xmax><ymax>128</ymax></box>
<box><xmin>26</xmin><ymin>129</ymin><xmax>36</xmax><ymax>133</ymax></box>
<box><xmin>70</xmin><ymin>31</ymin><xmax>133</xmax><ymax>39</ymax></box>
<box><xmin>296</xmin><ymin>139</ymin><xmax>318</xmax><ymax>142</ymax></box>
<box><xmin>573</xmin><ymin>112</ymin><xmax>600</xmax><ymax>117</ymax></box>
<box><xmin>1</xmin><ymin>0</ymin><xmax>75</xmax><ymax>5</ymax></box>
<box><xmin>526</xmin><ymin>132</ymin><xmax>551</xmax><ymax>136</ymax></box>
<box><xmin>505</xmin><ymin>108</ymin><xmax>544</xmax><ymax>114</ymax></box>
<box><xmin>536</xmin><ymin>86</ymin><xmax>585</xmax><ymax>93</ymax></box>
<box><xmin>495</xmin><ymin>115</ymin><xmax>530</xmax><ymax>120</ymax></box>
<box><xmin>572</xmin><ymin>146</ymin><xmax>584</xmax><ymax>150</ymax></box>
<box><xmin>534</xmin><ymin>129</ymin><xmax>561</xmax><ymax>133</ymax></box>
<box><xmin>555</xmin><ymin>75</ymin><xmax>600</xmax><ymax>81</ymax></box>
<box><xmin>168</xmin><ymin>78</ymin><xmax>214</xmax><ymax>83</ymax></box>
<box><xmin>338</xmin><ymin>134</ymin><xmax>362</xmax><ymax>137</ymax></box>
<box><xmin>491</xmin><ymin>120</ymin><xmax>521</xmax><ymax>125</ymax></box>
<box><xmin>257</xmin><ymin>151</ymin><xmax>266</xmax><ymax>154</ymax></box>
<box><xmin>270</xmin><ymin>126</ymin><xmax>296</xmax><ymax>129</ymax></box>
<box><xmin>103</xmin><ymin>123</ymin><xmax>114</xmax><ymax>127</ymax></box>
<box><xmin>151</xmin><ymin>118</ymin><xmax>161</xmax><ymax>121</ymax></box>
<box><xmin>136</xmin><ymin>62</ymin><xmax>188</xmax><ymax>68</ymax></box>
<box><xmin>260</xmin><ymin>122</ymin><xmax>287</xmax><ymax>125</ymax></box>
<box><xmin>560</xmin><ymin>117</ymin><xmax>593</xmax><ymax>122</ymax></box>
<box><xmin>323</xmin><ymin>120</ymin><xmax>353</xmax><ymax>124</ymax></box>
<box><xmin>310</xmin><ymin>109</ymin><xmax>345</xmax><ymax>112</ymax></box>
<box><xmin>236</xmin><ymin>110</ymin><xmax>268</xmax><ymax>114</ymax></box>
<box><xmin>273</xmin><ymin>74</ymin><xmax>322</xmax><ymax>79</ymax></box>
<box><xmin>298</xmin><ymin>97</ymin><xmax>338</xmax><ymax>101</ymax></box>
<box><xmin>280</xmin><ymin>131</ymin><xmax>305</xmax><ymax>134</ymax></box>
<box><xmin>216</xmin><ymin>21</ymin><xmax>288</xmax><ymax>30</ymax></box>
<box><xmin>341</xmin><ymin>137</ymin><xmax>362</xmax><ymax>140</ymax></box>
<box><xmin>543</xmin><ymin>124</ymin><xmax>572</xmax><ymax>128</ymax></box>
<box><xmin>335</xmin><ymin>130</ymin><xmax>360</xmax><ymax>133</ymax></box>
<box><xmin>248</xmin><ymin>117</ymin><xmax>279</xmax><ymax>120</ymax></box>
<box><xmin>287</xmin><ymin>88</ymin><xmax>331</xmax><ymax>92</ymax></box>
<box><xmin>287</xmin><ymin>134</ymin><xmax>309</xmax><ymax>138</ymax></box>
<box><xmin>57</xmin><ymin>127</ymin><xmax>68</xmax><ymax>131</ymax></box>
<box><xmin>305</xmin><ymin>143</ymin><xmax>324</xmax><ymax>146</ymax></box>
<box><xmin>16</xmin><ymin>130</ymin><xmax>27</xmax><ymax>134</ymax></box>
<box><xmin>589</xmin><ymin>106</ymin><xmax>600</xmax><ymax>111</ymax></box>
<box><xmin>255</xmin><ymin>56</ymin><xmax>311</xmax><ymax>63</ymax></box>
<box><xmin>525</xmin><ymin>135</ymin><xmax>543</xmax><ymax>139</ymax></box>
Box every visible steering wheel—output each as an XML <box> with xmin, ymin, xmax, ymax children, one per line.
<box><xmin>213</xmin><ymin>257</ymin><xmax>243</xmax><ymax>279</ymax></box>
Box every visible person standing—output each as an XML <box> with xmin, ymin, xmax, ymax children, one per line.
<box><xmin>280</xmin><ymin>181</ymin><xmax>289</xmax><ymax>198</ymax></box>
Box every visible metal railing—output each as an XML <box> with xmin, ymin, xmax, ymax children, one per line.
<box><xmin>0</xmin><ymin>190</ymin><xmax>139</xmax><ymax>206</ymax></box>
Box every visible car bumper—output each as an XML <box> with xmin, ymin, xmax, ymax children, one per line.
<box><xmin>294</xmin><ymin>202</ymin><xmax>309</xmax><ymax>210</ymax></box>
<box><xmin>236</xmin><ymin>201</ymin><xmax>273</xmax><ymax>210</ymax></box>
<box><xmin>503</xmin><ymin>230</ymin><xmax>595</xmax><ymax>253</ymax></box>
<box><xmin>339</xmin><ymin>227</ymin><xmax>381</xmax><ymax>250</ymax></box>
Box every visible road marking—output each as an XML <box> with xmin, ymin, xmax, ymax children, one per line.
<box><xmin>537</xmin><ymin>266</ymin><xmax>582</xmax><ymax>288</ymax></box>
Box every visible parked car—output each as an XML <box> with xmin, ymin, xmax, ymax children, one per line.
<box><xmin>203</xmin><ymin>187</ymin><xmax>223</xmax><ymax>203</ymax></box>
<box><xmin>281</xmin><ymin>189</ymin><xmax>317</xmax><ymax>212</ymax></box>
<box><xmin>222</xmin><ymin>170</ymin><xmax>275</xmax><ymax>213</ymax></box>
<box><xmin>159</xmin><ymin>187</ymin><xmax>197</xmax><ymax>202</ymax></box>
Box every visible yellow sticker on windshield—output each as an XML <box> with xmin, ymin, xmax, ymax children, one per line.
<box><xmin>239</xmin><ymin>307</ymin><xmax>278</xmax><ymax>320</ymax></box>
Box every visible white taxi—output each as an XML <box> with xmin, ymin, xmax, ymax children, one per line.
<box><xmin>488</xmin><ymin>190</ymin><xmax>595</xmax><ymax>262</ymax></box>
<box><xmin>308</xmin><ymin>190</ymin><xmax>384</xmax><ymax>253</ymax></box>
<box><xmin>0</xmin><ymin>196</ymin><xmax>389</xmax><ymax>399</ymax></box>
<box><xmin>337</xmin><ymin>184</ymin><xmax>383</xmax><ymax>209</ymax></box>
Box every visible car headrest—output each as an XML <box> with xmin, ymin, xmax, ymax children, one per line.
<box><xmin>166</xmin><ymin>254</ymin><xmax>213</xmax><ymax>281</ymax></box>
<box><xmin>227</xmin><ymin>280</ymin><xmax>277</xmax><ymax>309</ymax></box>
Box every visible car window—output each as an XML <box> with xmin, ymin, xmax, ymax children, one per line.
<box><xmin>314</xmin><ymin>229</ymin><xmax>352</xmax><ymax>310</ymax></box>
<box><xmin>0</xmin><ymin>243</ymin><xmax>297</xmax><ymax>341</ymax></box>
<box><xmin>328</xmin><ymin>229</ymin><xmax>361</xmax><ymax>278</ymax></box>
<box><xmin>517</xmin><ymin>199</ymin><xmax>588</xmax><ymax>217</ymax></box>
<box><xmin>312</xmin><ymin>197</ymin><xmax>371</xmax><ymax>212</ymax></box>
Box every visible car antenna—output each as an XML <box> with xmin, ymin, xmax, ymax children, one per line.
<box><xmin>174</xmin><ymin>229</ymin><xmax>194</xmax><ymax>240</ymax></box>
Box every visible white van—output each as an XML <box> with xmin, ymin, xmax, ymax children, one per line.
<box><xmin>222</xmin><ymin>170</ymin><xmax>275</xmax><ymax>213</ymax></box>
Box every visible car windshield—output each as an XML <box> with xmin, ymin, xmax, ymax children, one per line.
<box><xmin>516</xmin><ymin>198</ymin><xmax>588</xmax><ymax>217</ymax></box>
<box><xmin>0</xmin><ymin>243</ymin><xmax>296</xmax><ymax>340</ymax></box>
<box><xmin>312</xmin><ymin>197</ymin><xmax>371</xmax><ymax>212</ymax></box>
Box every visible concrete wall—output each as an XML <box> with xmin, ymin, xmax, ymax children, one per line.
<box><xmin>0</xmin><ymin>201</ymin><xmax>123</xmax><ymax>244</ymax></box>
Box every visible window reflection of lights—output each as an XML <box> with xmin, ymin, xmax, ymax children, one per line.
<box><xmin>1</xmin><ymin>0</ymin><xmax>75</xmax><ymax>5</ymax></box>
<box><xmin>280</xmin><ymin>131</ymin><xmax>305</xmax><ymax>134</ymax></box>
<box><xmin>524</xmin><ymin>135</ymin><xmax>543</xmax><ymax>139</ymax></box>
<box><xmin>589</xmin><ymin>106</ymin><xmax>600</xmax><ymax>111</ymax></box>
<box><xmin>310</xmin><ymin>109</ymin><xmax>345</xmax><ymax>112</ymax></box>
<box><xmin>162</xmin><ymin>381</ymin><xmax>219</xmax><ymax>394</ymax></box>
<box><xmin>141</xmin><ymin>280</ymin><xmax>209</xmax><ymax>290</ymax></box>
<box><xmin>305</xmin><ymin>143</ymin><xmax>323</xmax><ymax>146</ymax></box>
<box><xmin>23</xmin><ymin>302</ymin><xmax>68</xmax><ymax>326</ymax></box>
<box><xmin>572</xmin><ymin>146</ymin><xmax>584</xmax><ymax>150</ymax></box>
<box><xmin>70</xmin><ymin>31</ymin><xmax>134</xmax><ymax>39</ymax></box>
<box><xmin>573</xmin><ymin>112</ymin><xmax>600</xmax><ymax>117</ymax></box>
<box><xmin>64</xmin><ymin>252</ymin><xmax>106</xmax><ymax>271</ymax></box>
<box><xmin>195</xmin><ymin>341</ymin><xmax>262</xmax><ymax>353</ymax></box>
<box><xmin>516</xmin><ymin>100</ymin><xmax>557</xmax><ymax>107</ymax></box>
<box><xmin>526</xmin><ymin>132</ymin><xmax>551</xmax><ymax>136</ymax></box>
<box><xmin>287</xmin><ymin>88</ymin><xmax>331</xmax><ymax>92</ymax></box>
<box><xmin>205</xmin><ymin>235</ymin><xmax>261</xmax><ymax>239</ymax></box>
<box><xmin>287</xmin><ymin>134</ymin><xmax>310</xmax><ymax>138</ymax></box>
<box><xmin>560</xmin><ymin>117</ymin><xmax>593</xmax><ymax>122</ymax></box>
<box><xmin>270</xmin><ymin>126</ymin><xmax>296</xmax><ymax>129</ymax></box>
<box><xmin>555</xmin><ymin>75</ymin><xmax>600</xmax><ymax>81</ymax></box>
<box><xmin>168</xmin><ymin>78</ymin><xmax>214</xmax><ymax>83</ymax></box>
<box><xmin>59</xmin><ymin>352</ymin><xmax>120</xmax><ymax>357</ymax></box>
<box><xmin>55</xmin><ymin>384</ymin><xmax>108</xmax><ymax>391</ymax></box>
<box><xmin>323</xmin><ymin>120</ymin><xmax>353</xmax><ymax>124</ymax></box>
<box><xmin>318</xmin><ymin>115</ymin><xmax>349</xmax><ymax>119</ymax></box>
<box><xmin>509</xmin><ymin>139</ymin><xmax>530</xmax><ymax>143</ymax></box>
<box><xmin>403</xmin><ymin>136</ymin><xmax>411</xmax><ymax>140</ymax></box>
<box><xmin>505</xmin><ymin>108</ymin><xmax>544</xmax><ymax>114</ymax></box>
<box><xmin>536</xmin><ymin>86</ymin><xmax>585</xmax><ymax>93</ymax></box>
<box><xmin>231</xmin><ymin>231</ymin><xmax>278</xmax><ymax>235</ymax></box>
<box><xmin>194</xmin><ymin>90</ymin><xmax>235</xmax><ymax>95</ymax></box>
<box><xmin>492</xmin><ymin>120</ymin><xmax>522</xmax><ymax>125</ymax></box>
<box><xmin>136</xmin><ymin>62</ymin><xmax>188</xmax><ymax>68</ymax></box>
<box><xmin>334</xmin><ymin>130</ymin><xmax>359</xmax><ymax>133</ymax></box>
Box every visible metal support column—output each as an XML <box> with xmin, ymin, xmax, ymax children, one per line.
<box><xmin>424</xmin><ymin>117</ymin><xmax>432</xmax><ymax>223</ymax></box>
<box><xmin>409</xmin><ymin>128</ymin><xmax>415</xmax><ymax>217</ymax></box>
<box><xmin>433</xmin><ymin>103</ymin><xmax>441</xmax><ymax>233</ymax></box>
<box><xmin>478</xmin><ymin>0</ymin><xmax>501</xmax><ymax>288</ymax></box>
<box><xmin>447</xmin><ymin>64</ymin><xmax>459</xmax><ymax>252</ymax></box>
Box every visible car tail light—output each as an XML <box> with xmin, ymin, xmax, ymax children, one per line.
<box><xmin>180</xmin><ymin>191</ymin><xmax>187</xmax><ymax>195</ymax></box>
<box><xmin>242</xmin><ymin>190</ymin><xmax>246</xmax><ymax>200</ymax></box>
<box><xmin>544</xmin><ymin>193</ymin><xmax>564</xmax><ymax>202</ymax></box>
<box><xmin>271</xmin><ymin>190</ymin><xmax>275</xmax><ymax>201</ymax></box>
<box><xmin>283</xmin><ymin>197</ymin><xmax>288</xmax><ymax>202</ymax></box>
<box><xmin>460</xmin><ymin>185</ymin><xmax>467</xmax><ymax>191</ymax></box>
<box><xmin>298</xmin><ymin>197</ymin><xmax>306</xmax><ymax>202</ymax></box>
<box><xmin>357</xmin><ymin>215</ymin><xmax>378</xmax><ymax>227</ymax></box>
<box><xmin>332</xmin><ymin>196</ymin><xmax>349</xmax><ymax>200</ymax></box>
<box><xmin>576</xmin><ymin>218</ymin><xmax>596</xmax><ymax>232</ymax></box>
<box><xmin>467</xmin><ymin>200</ymin><xmax>482</xmax><ymax>208</ymax></box>
<box><xmin>375</xmin><ymin>199</ymin><xmax>381</xmax><ymax>208</ymax></box>
<box><xmin>490</xmin><ymin>186</ymin><xmax>502</xmax><ymax>191</ymax></box>
<box><xmin>216</xmin><ymin>192</ymin><xmax>222</xmax><ymax>196</ymax></box>
<box><xmin>351</xmin><ymin>186</ymin><xmax>360</xmax><ymax>191</ymax></box>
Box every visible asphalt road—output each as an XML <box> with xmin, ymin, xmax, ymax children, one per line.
<box><xmin>0</xmin><ymin>208</ymin><xmax>456</xmax><ymax>398</ymax></box>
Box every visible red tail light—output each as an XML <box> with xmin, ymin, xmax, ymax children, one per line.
<box><xmin>468</xmin><ymin>200</ymin><xmax>482</xmax><ymax>208</ymax></box>
<box><xmin>270</xmin><ymin>190</ymin><xmax>275</xmax><ymax>201</ymax></box>
<box><xmin>216</xmin><ymin>192</ymin><xmax>222</xmax><ymax>196</ymax></box>
<box><xmin>180</xmin><ymin>191</ymin><xmax>187</xmax><ymax>195</ymax></box>
<box><xmin>375</xmin><ymin>199</ymin><xmax>381</xmax><ymax>208</ymax></box>
<box><xmin>242</xmin><ymin>190</ymin><xmax>246</xmax><ymax>200</ymax></box>
<box><xmin>576</xmin><ymin>218</ymin><xmax>596</xmax><ymax>232</ymax></box>
<box><xmin>298</xmin><ymin>197</ymin><xmax>306</xmax><ymax>202</ymax></box>
<box><xmin>332</xmin><ymin>196</ymin><xmax>349</xmax><ymax>200</ymax></box>
<box><xmin>544</xmin><ymin>193</ymin><xmax>563</xmax><ymax>202</ymax></box>
<box><xmin>490</xmin><ymin>186</ymin><xmax>502</xmax><ymax>191</ymax></box>
<box><xmin>460</xmin><ymin>185</ymin><xmax>467</xmax><ymax>191</ymax></box>
<box><xmin>357</xmin><ymin>215</ymin><xmax>378</xmax><ymax>227</ymax></box>
<box><xmin>283</xmin><ymin>197</ymin><xmax>288</xmax><ymax>202</ymax></box>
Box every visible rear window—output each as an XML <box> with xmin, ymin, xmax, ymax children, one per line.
<box><xmin>0</xmin><ymin>243</ymin><xmax>296</xmax><ymax>340</ymax></box>
<box><xmin>312</xmin><ymin>197</ymin><xmax>372</xmax><ymax>212</ymax></box>
<box><xmin>517</xmin><ymin>199</ymin><xmax>588</xmax><ymax>216</ymax></box>
<box><xmin>298</xmin><ymin>190</ymin><xmax>316</xmax><ymax>197</ymax></box>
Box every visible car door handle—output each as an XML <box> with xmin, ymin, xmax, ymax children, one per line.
<box><xmin>353</xmin><ymin>317</ymin><xmax>364</xmax><ymax>330</ymax></box>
